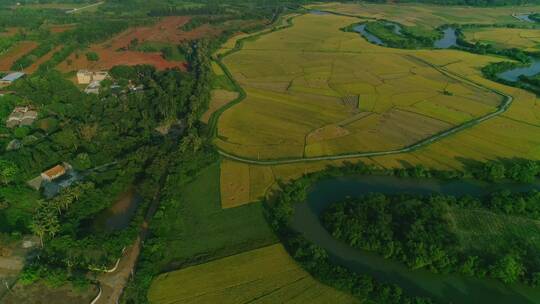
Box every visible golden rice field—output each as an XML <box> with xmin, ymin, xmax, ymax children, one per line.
<box><xmin>148</xmin><ymin>244</ymin><xmax>361</xmax><ymax>304</ymax></box>
<box><xmin>216</xmin><ymin>13</ymin><xmax>504</xmax><ymax>160</ymax></box>
<box><xmin>216</xmin><ymin>7</ymin><xmax>540</xmax><ymax>207</ymax></box>
<box><xmin>308</xmin><ymin>2</ymin><xmax>540</xmax><ymax>31</ymax></box>
<box><xmin>463</xmin><ymin>27</ymin><xmax>540</xmax><ymax>51</ymax></box>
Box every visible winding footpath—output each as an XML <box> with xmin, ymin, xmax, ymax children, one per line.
<box><xmin>213</xmin><ymin>13</ymin><xmax>515</xmax><ymax>166</ymax></box>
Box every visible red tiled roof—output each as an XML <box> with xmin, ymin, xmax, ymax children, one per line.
<box><xmin>42</xmin><ymin>165</ymin><xmax>66</xmax><ymax>179</ymax></box>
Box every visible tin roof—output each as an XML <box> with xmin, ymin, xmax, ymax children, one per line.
<box><xmin>1</xmin><ymin>72</ymin><xmax>25</xmax><ymax>82</ymax></box>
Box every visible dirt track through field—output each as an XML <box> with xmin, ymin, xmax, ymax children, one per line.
<box><xmin>93</xmin><ymin>238</ymin><xmax>141</xmax><ymax>304</ymax></box>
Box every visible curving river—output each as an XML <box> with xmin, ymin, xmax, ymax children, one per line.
<box><xmin>290</xmin><ymin>175</ymin><xmax>540</xmax><ymax>304</ymax></box>
<box><xmin>434</xmin><ymin>27</ymin><xmax>457</xmax><ymax>49</ymax></box>
<box><xmin>497</xmin><ymin>59</ymin><xmax>540</xmax><ymax>82</ymax></box>
<box><xmin>353</xmin><ymin>24</ymin><xmax>385</xmax><ymax>46</ymax></box>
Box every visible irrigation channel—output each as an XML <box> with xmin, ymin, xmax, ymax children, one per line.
<box><xmin>214</xmin><ymin>12</ymin><xmax>517</xmax><ymax>165</ymax></box>
<box><xmin>291</xmin><ymin>175</ymin><xmax>540</xmax><ymax>304</ymax></box>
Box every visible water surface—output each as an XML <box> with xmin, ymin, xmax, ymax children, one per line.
<box><xmin>497</xmin><ymin>59</ymin><xmax>540</xmax><ymax>82</ymax></box>
<box><xmin>93</xmin><ymin>188</ymin><xmax>141</xmax><ymax>231</ymax></box>
<box><xmin>353</xmin><ymin>24</ymin><xmax>384</xmax><ymax>46</ymax></box>
<box><xmin>434</xmin><ymin>27</ymin><xmax>457</xmax><ymax>49</ymax></box>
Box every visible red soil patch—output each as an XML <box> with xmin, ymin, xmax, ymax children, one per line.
<box><xmin>0</xmin><ymin>28</ymin><xmax>21</xmax><ymax>37</ymax></box>
<box><xmin>58</xmin><ymin>16</ymin><xmax>219</xmax><ymax>72</ymax></box>
<box><xmin>109</xmin><ymin>16</ymin><xmax>219</xmax><ymax>49</ymax></box>
<box><xmin>58</xmin><ymin>48</ymin><xmax>187</xmax><ymax>72</ymax></box>
<box><xmin>48</xmin><ymin>24</ymin><xmax>76</xmax><ymax>33</ymax></box>
<box><xmin>0</xmin><ymin>41</ymin><xmax>38</xmax><ymax>71</ymax></box>
<box><xmin>24</xmin><ymin>45</ymin><xmax>63</xmax><ymax>73</ymax></box>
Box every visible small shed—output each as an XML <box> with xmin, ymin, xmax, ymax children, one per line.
<box><xmin>0</xmin><ymin>72</ymin><xmax>25</xmax><ymax>85</ymax></box>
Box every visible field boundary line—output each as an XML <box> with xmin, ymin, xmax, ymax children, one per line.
<box><xmin>207</xmin><ymin>13</ymin><xmax>299</xmax><ymax>139</ymax></box>
<box><xmin>211</xmin><ymin>13</ymin><xmax>515</xmax><ymax>165</ymax></box>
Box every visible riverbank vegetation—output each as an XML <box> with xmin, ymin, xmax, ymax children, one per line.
<box><xmin>322</xmin><ymin>191</ymin><xmax>540</xmax><ymax>285</ymax></box>
<box><xmin>121</xmin><ymin>159</ymin><xmax>277</xmax><ymax>303</ymax></box>
<box><xmin>264</xmin><ymin>158</ymin><xmax>540</xmax><ymax>302</ymax></box>
<box><xmin>361</xmin><ymin>21</ymin><xmax>440</xmax><ymax>49</ymax></box>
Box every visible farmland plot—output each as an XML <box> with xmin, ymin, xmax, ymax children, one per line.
<box><xmin>148</xmin><ymin>244</ymin><xmax>361</xmax><ymax>304</ymax></box>
<box><xmin>216</xmin><ymin>13</ymin><xmax>503</xmax><ymax>159</ymax></box>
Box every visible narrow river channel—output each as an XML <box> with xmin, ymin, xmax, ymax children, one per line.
<box><xmin>290</xmin><ymin>175</ymin><xmax>540</xmax><ymax>304</ymax></box>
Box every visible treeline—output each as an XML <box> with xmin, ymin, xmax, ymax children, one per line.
<box><xmin>322</xmin><ymin>191</ymin><xmax>540</xmax><ymax>285</ymax></box>
<box><xmin>455</xmin><ymin>27</ymin><xmax>531</xmax><ymax>63</ymax></box>
<box><xmin>179</xmin><ymin>6</ymin><xmax>278</xmax><ymax>32</ymax></box>
<box><xmin>482</xmin><ymin>60</ymin><xmax>540</xmax><ymax>95</ymax></box>
<box><xmin>119</xmin><ymin>148</ymin><xmax>219</xmax><ymax>304</ymax></box>
<box><xmin>0</xmin><ymin>8</ymin><xmax>72</xmax><ymax>29</ymax></box>
<box><xmin>11</xmin><ymin>40</ymin><xmax>55</xmax><ymax>70</ymax></box>
<box><xmin>322</xmin><ymin>194</ymin><xmax>457</xmax><ymax>271</ymax></box>
<box><xmin>148</xmin><ymin>4</ymin><xmax>228</xmax><ymax>17</ymax></box>
<box><xmin>263</xmin><ymin>157</ymin><xmax>540</xmax><ymax>301</ymax></box>
<box><xmin>265</xmin><ymin>180</ymin><xmax>436</xmax><ymax>304</ymax></box>
<box><xmin>362</xmin><ymin>21</ymin><xmax>439</xmax><ymax>49</ymax></box>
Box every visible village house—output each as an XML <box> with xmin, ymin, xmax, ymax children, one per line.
<box><xmin>6</xmin><ymin>106</ymin><xmax>37</xmax><ymax>128</ymax></box>
<box><xmin>28</xmin><ymin>162</ymin><xmax>78</xmax><ymax>197</ymax></box>
<box><xmin>0</xmin><ymin>72</ymin><xmax>25</xmax><ymax>86</ymax></box>
<box><xmin>41</xmin><ymin>163</ymin><xmax>72</xmax><ymax>182</ymax></box>
<box><xmin>76</xmin><ymin>70</ymin><xmax>109</xmax><ymax>84</ymax></box>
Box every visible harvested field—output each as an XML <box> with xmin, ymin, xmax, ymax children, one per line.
<box><xmin>216</xmin><ymin>13</ymin><xmax>502</xmax><ymax>159</ymax></box>
<box><xmin>200</xmin><ymin>90</ymin><xmax>239</xmax><ymax>123</ymax></box>
<box><xmin>0</xmin><ymin>41</ymin><xmax>38</xmax><ymax>71</ymax></box>
<box><xmin>148</xmin><ymin>244</ymin><xmax>361</xmax><ymax>304</ymax></box>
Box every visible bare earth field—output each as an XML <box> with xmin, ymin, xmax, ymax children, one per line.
<box><xmin>58</xmin><ymin>16</ymin><xmax>218</xmax><ymax>72</ymax></box>
<box><xmin>0</xmin><ymin>41</ymin><xmax>38</xmax><ymax>71</ymax></box>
